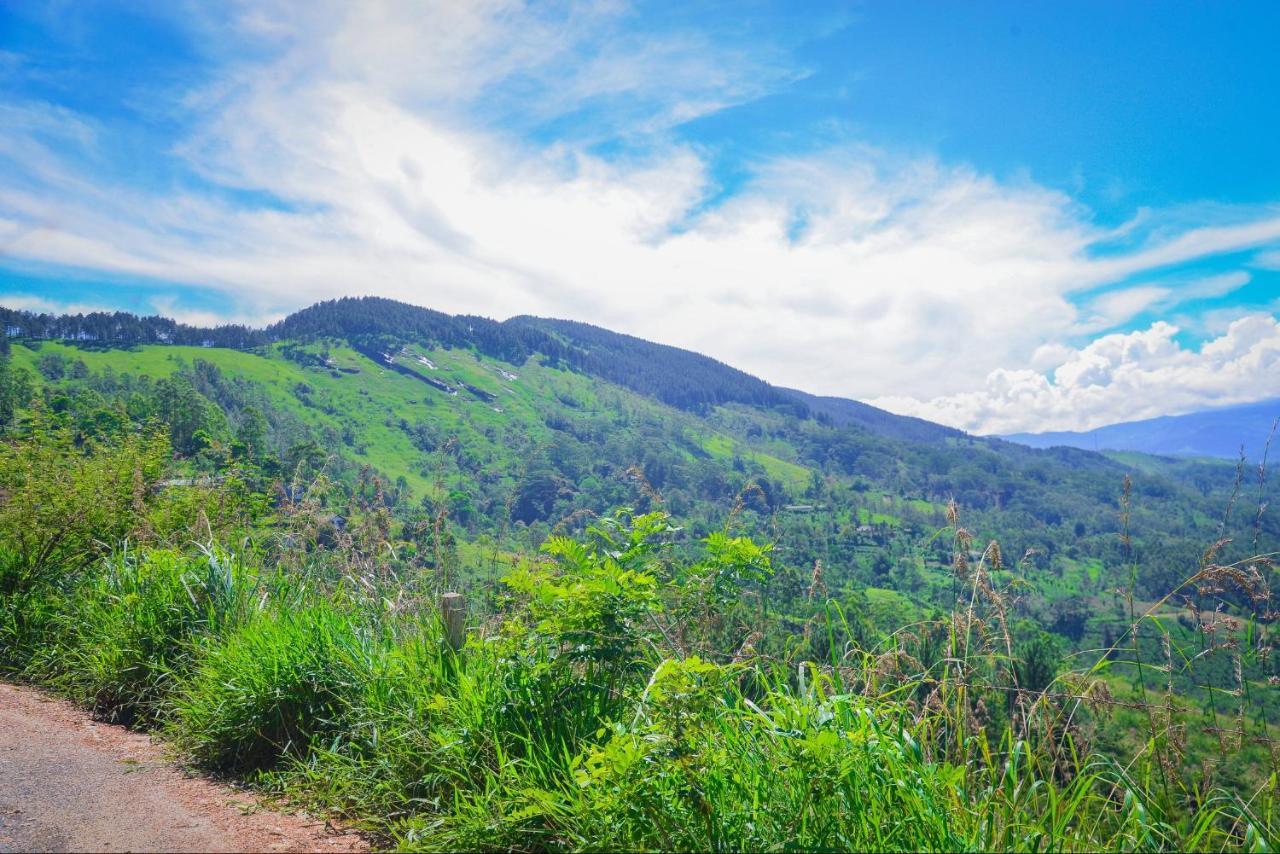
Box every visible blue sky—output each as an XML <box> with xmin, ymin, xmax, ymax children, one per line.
<box><xmin>1</xmin><ymin>1</ymin><xmax>1279</xmax><ymax>432</ymax></box>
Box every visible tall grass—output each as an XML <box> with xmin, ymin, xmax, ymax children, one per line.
<box><xmin>169</xmin><ymin>598</ymin><xmax>381</xmax><ymax>771</ymax></box>
<box><xmin>23</xmin><ymin>546</ymin><xmax>252</xmax><ymax>725</ymax></box>
<box><xmin>3</xmin><ymin>537</ymin><xmax>1276</xmax><ymax>851</ymax></box>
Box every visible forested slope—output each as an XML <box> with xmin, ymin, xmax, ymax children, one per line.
<box><xmin>3</xmin><ymin>297</ymin><xmax>1272</xmax><ymax>603</ymax></box>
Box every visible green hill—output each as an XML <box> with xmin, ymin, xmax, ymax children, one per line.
<box><xmin>4</xmin><ymin>296</ymin><xmax>1271</xmax><ymax>599</ymax></box>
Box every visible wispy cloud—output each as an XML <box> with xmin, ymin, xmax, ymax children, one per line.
<box><xmin>1075</xmin><ymin>286</ymin><xmax>1171</xmax><ymax>333</ymax></box>
<box><xmin>1070</xmin><ymin>271</ymin><xmax>1253</xmax><ymax>334</ymax></box>
<box><xmin>1176</xmin><ymin>270</ymin><xmax>1252</xmax><ymax>300</ymax></box>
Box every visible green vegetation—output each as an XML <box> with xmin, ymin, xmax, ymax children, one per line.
<box><xmin>2</xmin><ymin>298</ymin><xmax>1280</xmax><ymax>851</ymax></box>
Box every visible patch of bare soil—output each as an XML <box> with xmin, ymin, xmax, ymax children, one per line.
<box><xmin>0</xmin><ymin>682</ymin><xmax>368</xmax><ymax>853</ymax></box>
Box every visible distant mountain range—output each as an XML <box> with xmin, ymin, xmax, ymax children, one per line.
<box><xmin>1002</xmin><ymin>398</ymin><xmax>1280</xmax><ymax>460</ymax></box>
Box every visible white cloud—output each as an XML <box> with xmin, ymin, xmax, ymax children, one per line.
<box><xmin>1176</xmin><ymin>270</ymin><xmax>1251</xmax><ymax>300</ymax></box>
<box><xmin>1075</xmin><ymin>285</ymin><xmax>1171</xmax><ymax>332</ymax></box>
<box><xmin>1</xmin><ymin>1</ymin><xmax>1280</xmax><ymax>429</ymax></box>
<box><xmin>875</xmin><ymin>314</ymin><xmax>1280</xmax><ymax>433</ymax></box>
<box><xmin>1069</xmin><ymin>271</ymin><xmax>1253</xmax><ymax>334</ymax></box>
<box><xmin>1089</xmin><ymin>215</ymin><xmax>1280</xmax><ymax>280</ymax></box>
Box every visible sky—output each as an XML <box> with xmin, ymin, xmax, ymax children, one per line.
<box><xmin>1</xmin><ymin>0</ymin><xmax>1279</xmax><ymax>435</ymax></box>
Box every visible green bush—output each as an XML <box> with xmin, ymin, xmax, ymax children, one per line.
<box><xmin>0</xmin><ymin>548</ymin><xmax>59</xmax><ymax>672</ymax></box>
<box><xmin>26</xmin><ymin>547</ymin><xmax>251</xmax><ymax>725</ymax></box>
<box><xmin>170</xmin><ymin>600</ymin><xmax>379</xmax><ymax>772</ymax></box>
<box><xmin>557</xmin><ymin>659</ymin><xmax>969</xmax><ymax>851</ymax></box>
<box><xmin>0</xmin><ymin>411</ymin><xmax>257</xmax><ymax>679</ymax></box>
<box><xmin>0</xmin><ymin>413</ymin><xmax>169</xmax><ymax>594</ymax></box>
<box><xmin>2</xmin><ymin>499</ymin><xmax>1274</xmax><ymax>851</ymax></box>
<box><xmin>289</xmin><ymin>616</ymin><xmax>505</xmax><ymax>822</ymax></box>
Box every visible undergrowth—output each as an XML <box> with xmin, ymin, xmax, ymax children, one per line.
<box><xmin>2</xmin><ymin>415</ymin><xmax>1279</xmax><ymax>852</ymax></box>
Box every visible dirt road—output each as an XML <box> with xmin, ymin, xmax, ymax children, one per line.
<box><xmin>0</xmin><ymin>682</ymin><xmax>367</xmax><ymax>853</ymax></box>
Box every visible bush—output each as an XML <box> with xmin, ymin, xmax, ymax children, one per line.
<box><xmin>289</xmin><ymin>616</ymin><xmax>506</xmax><ymax>823</ymax></box>
<box><xmin>559</xmin><ymin>660</ymin><xmax>970</xmax><ymax>851</ymax></box>
<box><xmin>2</xmin><ymin>498</ymin><xmax>1274</xmax><ymax>851</ymax></box>
<box><xmin>26</xmin><ymin>547</ymin><xmax>252</xmax><ymax>725</ymax></box>
<box><xmin>0</xmin><ymin>413</ymin><xmax>169</xmax><ymax>595</ymax></box>
<box><xmin>0</xmin><ymin>545</ymin><xmax>59</xmax><ymax>672</ymax></box>
<box><xmin>170</xmin><ymin>600</ymin><xmax>379</xmax><ymax>772</ymax></box>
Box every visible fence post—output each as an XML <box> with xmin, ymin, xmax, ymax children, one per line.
<box><xmin>440</xmin><ymin>592</ymin><xmax>466</xmax><ymax>652</ymax></box>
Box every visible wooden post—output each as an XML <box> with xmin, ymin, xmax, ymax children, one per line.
<box><xmin>440</xmin><ymin>592</ymin><xmax>466</xmax><ymax>652</ymax></box>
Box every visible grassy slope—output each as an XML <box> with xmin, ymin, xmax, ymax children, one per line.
<box><xmin>11</xmin><ymin>341</ymin><xmax>814</xmax><ymax>500</ymax></box>
<box><xmin>12</xmin><ymin>338</ymin><xmax>1253</xmax><ymax>622</ymax></box>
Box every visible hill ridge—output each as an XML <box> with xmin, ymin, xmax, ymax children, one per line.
<box><xmin>1</xmin><ymin>296</ymin><xmax>951</xmax><ymax>442</ymax></box>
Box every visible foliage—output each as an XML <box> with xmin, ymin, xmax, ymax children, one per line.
<box><xmin>0</xmin><ymin>352</ymin><xmax>33</xmax><ymax>427</ymax></box>
<box><xmin>512</xmin><ymin>315</ymin><xmax>807</xmax><ymax>414</ymax></box>
<box><xmin>25</xmin><ymin>547</ymin><xmax>252</xmax><ymax>725</ymax></box>
<box><xmin>170</xmin><ymin>599</ymin><xmax>379</xmax><ymax>772</ymax></box>
<box><xmin>0</xmin><ymin>488</ymin><xmax>1275</xmax><ymax>850</ymax></box>
<box><xmin>0</xmin><ymin>410</ymin><xmax>169</xmax><ymax>593</ymax></box>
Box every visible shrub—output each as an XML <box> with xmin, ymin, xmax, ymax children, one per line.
<box><xmin>560</xmin><ymin>659</ymin><xmax>970</xmax><ymax>851</ymax></box>
<box><xmin>0</xmin><ymin>545</ymin><xmax>59</xmax><ymax>672</ymax></box>
<box><xmin>27</xmin><ymin>547</ymin><xmax>252</xmax><ymax>725</ymax></box>
<box><xmin>170</xmin><ymin>600</ymin><xmax>379</xmax><ymax>772</ymax></box>
<box><xmin>289</xmin><ymin>615</ymin><xmax>508</xmax><ymax>823</ymax></box>
<box><xmin>0</xmin><ymin>412</ymin><xmax>169</xmax><ymax>595</ymax></box>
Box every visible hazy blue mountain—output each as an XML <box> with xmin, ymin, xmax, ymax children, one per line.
<box><xmin>1002</xmin><ymin>398</ymin><xmax>1280</xmax><ymax>459</ymax></box>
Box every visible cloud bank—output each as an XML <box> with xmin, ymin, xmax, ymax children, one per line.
<box><xmin>1</xmin><ymin>1</ymin><xmax>1279</xmax><ymax>434</ymax></box>
<box><xmin>873</xmin><ymin>315</ymin><xmax>1280</xmax><ymax>434</ymax></box>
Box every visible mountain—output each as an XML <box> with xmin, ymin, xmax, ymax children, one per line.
<box><xmin>0</xmin><ymin>295</ymin><xmax>991</xmax><ymax>444</ymax></box>
<box><xmin>1</xmin><ymin>296</ymin><xmax>931</xmax><ymax>427</ymax></box>
<box><xmin>2</xmin><ymin>295</ymin><xmax>1271</xmax><ymax>610</ymax></box>
<box><xmin>1002</xmin><ymin>398</ymin><xmax>1280</xmax><ymax>460</ymax></box>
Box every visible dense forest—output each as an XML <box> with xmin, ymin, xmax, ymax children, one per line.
<box><xmin>2</xmin><ymin>297</ymin><xmax>1279</xmax><ymax>850</ymax></box>
<box><xmin>511</xmin><ymin>315</ymin><xmax>806</xmax><ymax>414</ymax></box>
